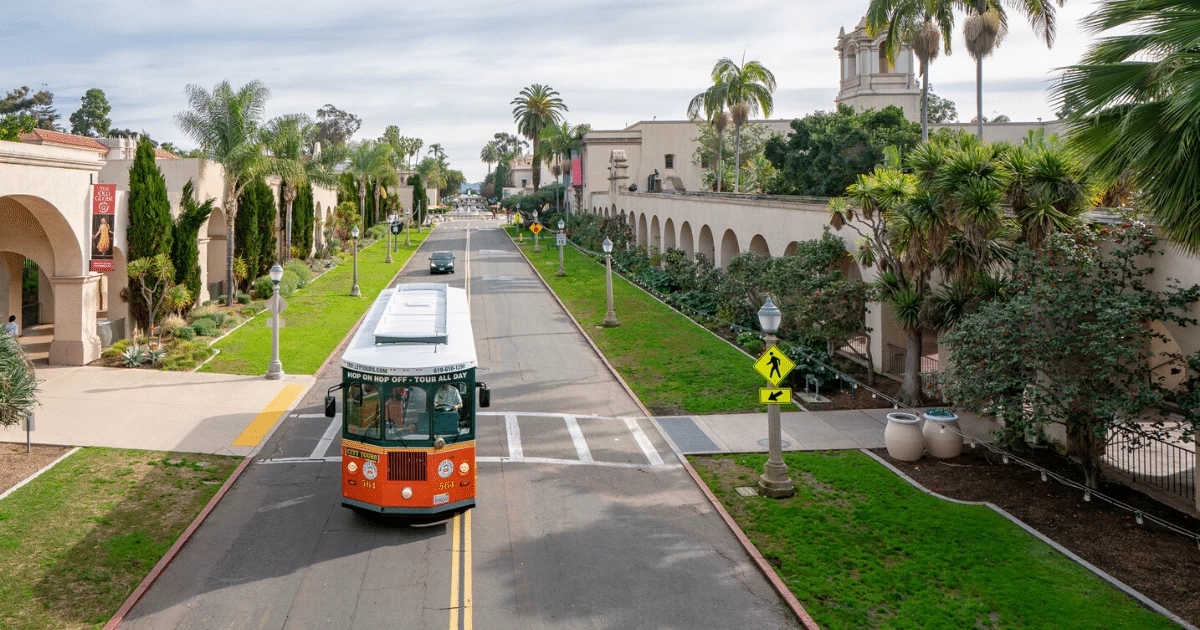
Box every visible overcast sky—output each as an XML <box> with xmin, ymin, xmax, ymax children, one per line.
<box><xmin>2</xmin><ymin>0</ymin><xmax>1100</xmax><ymax>182</ymax></box>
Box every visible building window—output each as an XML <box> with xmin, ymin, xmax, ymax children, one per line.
<box><xmin>665</xmin><ymin>154</ymin><xmax>675</xmax><ymax>169</ymax></box>
<box><xmin>521</xmin><ymin>179</ymin><xmax>528</xmax><ymax>187</ymax></box>
<box><xmin>878</xmin><ymin>48</ymin><xmax>890</xmax><ymax>73</ymax></box>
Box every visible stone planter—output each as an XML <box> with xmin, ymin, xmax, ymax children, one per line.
<box><xmin>885</xmin><ymin>412</ymin><xmax>924</xmax><ymax>461</ymax></box>
<box><xmin>922</xmin><ymin>408</ymin><xmax>962</xmax><ymax>459</ymax></box>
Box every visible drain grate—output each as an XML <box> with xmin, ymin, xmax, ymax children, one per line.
<box><xmin>656</xmin><ymin>417</ymin><xmax>719</xmax><ymax>454</ymax></box>
<box><xmin>735</xmin><ymin>486</ymin><xmax>759</xmax><ymax>497</ymax></box>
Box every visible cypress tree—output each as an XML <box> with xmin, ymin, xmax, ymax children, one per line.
<box><xmin>255</xmin><ymin>181</ymin><xmax>278</xmax><ymax>275</ymax></box>
<box><xmin>292</xmin><ymin>182</ymin><xmax>314</xmax><ymax>258</ymax></box>
<box><xmin>171</xmin><ymin>180</ymin><xmax>213</xmax><ymax>308</ymax></box>
<box><xmin>127</xmin><ymin>135</ymin><xmax>173</xmax><ymax>329</ymax></box>
<box><xmin>127</xmin><ymin>135</ymin><xmax>173</xmax><ymax>260</ymax></box>
<box><xmin>234</xmin><ymin>180</ymin><xmax>265</xmax><ymax>285</ymax></box>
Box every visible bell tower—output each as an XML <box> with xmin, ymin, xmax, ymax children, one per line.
<box><xmin>834</xmin><ymin>18</ymin><xmax>921</xmax><ymax>121</ymax></box>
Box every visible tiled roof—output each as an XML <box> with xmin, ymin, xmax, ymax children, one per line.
<box><xmin>154</xmin><ymin>148</ymin><xmax>180</xmax><ymax>159</ymax></box>
<box><xmin>19</xmin><ymin>129</ymin><xmax>108</xmax><ymax>153</ymax></box>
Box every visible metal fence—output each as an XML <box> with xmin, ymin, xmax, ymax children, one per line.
<box><xmin>884</xmin><ymin>343</ymin><xmax>940</xmax><ymax>375</ymax></box>
<box><xmin>1103</xmin><ymin>429</ymin><xmax>1196</xmax><ymax>504</ymax></box>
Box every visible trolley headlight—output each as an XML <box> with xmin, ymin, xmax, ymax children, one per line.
<box><xmin>459</xmin><ymin>462</ymin><xmax>470</xmax><ymax>474</ymax></box>
<box><xmin>401</xmin><ymin>487</ymin><xmax>413</xmax><ymax>499</ymax></box>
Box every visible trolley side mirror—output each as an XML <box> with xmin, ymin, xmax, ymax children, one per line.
<box><xmin>324</xmin><ymin>395</ymin><xmax>336</xmax><ymax>418</ymax></box>
<box><xmin>477</xmin><ymin>381</ymin><xmax>491</xmax><ymax>408</ymax></box>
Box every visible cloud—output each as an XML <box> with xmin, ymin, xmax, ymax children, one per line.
<box><xmin>2</xmin><ymin>0</ymin><xmax>1100</xmax><ymax>181</ymax></box>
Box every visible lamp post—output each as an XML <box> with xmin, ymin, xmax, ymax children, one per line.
<box><xmin>385</xmin><ymin>213</ymin><xmax>395</xmax><ymax>264</ymax></box>
<box><xmin>756</xmin><ymin>295</ymin><xmax>794</xmax><ymax>498</ymax></box>
<box><xmin>533</xmin><ymin>209</ymin><xmax>541</xmax><ymax>252</ymax></box>
<box><xmin>518</xmin><ymin>203</ymin><xmax>524</xmax><ymax>243</ymax></box>
<box><xmin>556</xmin><ymin>219</ymin><xmax>566</xmax><ymax>277</ymax></box>
<box><xmin>265</xmin><ymin>263</ymin><xmax>285</xmax><ymax>380</ymax></box>
<box><xmin>350</xmin><ymin>226</ymin><xmax>361</xmax><ymax>298</ymax></box>
<box><xmin>602</xmin><ymin>237</ymin><xmax>619</xmax><ymax>327</ymax></box>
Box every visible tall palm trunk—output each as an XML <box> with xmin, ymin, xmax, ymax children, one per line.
<box><xmin>531</xmin><ymin>137</ymin><xmax>541</xmax><ymax>192</ymax></box>
<box><xmin>374</xmin><ymin>185</ymin><xmax>382</xmax><ymax>233</ymax></box>
<box><xmin>975</xmin><ymin>58</ymin><xmax>984</xmax><ymax>138</ymax></box>
<box><xmin>711</xmin><ymin>125</ymin><xmax>721</xmax><ymax>192</ymax></box>
<box><xmin>358</xmin><ymin>184</ymin><xmax>366</xmax><ymax>235</ymax></box>
<box><xmin>920</xmin><ymin>60</ymin><xmax>930</xmax><ymax>142</ymax></box>
<box><xmin>224</xmin><ymin>180</ymin><xmax>238</xmax><ymax>307</ymax></box>
<box><xmin>282</xmin><ymin>182</ymin><xmax>296</xmax><ymax>264</ymax></box>
<box><xmin>902</xmin><ymin>327</ymin><xmax>925</xmax><ymax>406</ymax></box>
<box><xmin>734</xmin><ymin>123</ymin><xmax>743</xmax><ymax>193</ymax></box>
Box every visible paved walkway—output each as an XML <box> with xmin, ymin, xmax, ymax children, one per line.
<box><xmin>655</xmin><ymin>406</ymin><xmax>998</xmax><ymax>455</ymax></box>
<box><xmin>0</xmin><ymin>363</ymin><xmax>311</xmax><ymax>456</ymax></box>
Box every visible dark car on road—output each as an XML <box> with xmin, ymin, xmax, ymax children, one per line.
<box><xmin>429</xmin><ymin>251</ymin><xmax>455</xmax><ymax>274</ymax></box>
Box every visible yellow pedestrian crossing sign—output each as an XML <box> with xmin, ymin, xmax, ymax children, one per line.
<box><xmin>760</xmin><ymin>388</ymin><xmax>791</xmax><ymax>405</ymax></box>
<box><xmin>754</xmin><ymin>345</ymin><xmax>794</xmax><ymax>386</ymax></box>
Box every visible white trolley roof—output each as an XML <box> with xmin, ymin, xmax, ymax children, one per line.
<box><xmin>340</xmin><ymin>284</ymin><xmax>477</xmax><ymax>377</ymax></box>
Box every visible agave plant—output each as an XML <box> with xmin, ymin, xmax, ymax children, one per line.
<box><xmin>122</xmin><ymin>344</ymin><xmax>149</xmax><ymax>368</ymax></box>
<box><xmin>0</xmin><ymin>332</ymin><xmax>37</xmax><ymax>427</ymax></box>
<box><xmin>147</xmin><ymin>347</ymin><xmax>168</xmax><ymax>366</ymax></box>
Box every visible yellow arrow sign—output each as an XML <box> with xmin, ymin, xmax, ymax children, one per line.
<box><xmin>760</xmin><ymin>388</ymin><xmax>791</xmax><ymax>405</ymax></box>
<box><xmin>754</xmin><ymin>345</ymin><xmax>795</xmax><ymax>386</ymax></box>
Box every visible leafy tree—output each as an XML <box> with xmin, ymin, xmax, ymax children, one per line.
<box><xmin>0</xmin><ymin>113</ymin><xmax>35</xmax><ymax>141</ymax></box>
<box><xmin>926</xmin><ymin>91</ymin><xmax>957</xmax><ymax>123</ymax></box>
<box><xmin>693</xmin><ymin>122</ymin><xmax>771</xmax><ymax>192</ymax></box>
<box><xmin>291</xmin><ymin>182</ymin><xmax>315</xmax><ymax>257</ymax></box>
<box><xmin>314</xmin><ymin>104</ymin><xmax>361</xmax><ymax>147</ymax></box>
<box><xmin>158</xmin><ymin>142</ymin><xmax>203</xmax><ymax>158</ymax></box>
<box><xmin>1058</xmin><ymin>0</ymin><xmax>1200</xmax><ymax>253</ymax></box>
<box><xmin>331</xmin><ymin>200</ymin><xmax>360</xmax><ymax>243</ymax></box>
<box><xmin>127</xmin><ymin>135</ymin><xmax>174</xmax><ymax>330</ymax></box>
<box><xmin>127</xmin><ymin>253</ymin><xmax>178</xmax><ymax>344</ymax></box>
<box><xmin>234</xmin><ymin>179</ymin><xmax>268</xmax><ymax>283</ymax></box>
<box><xmin>344</xmin><ymin>140</ymin><xmax>392</xmax><ymax>230</ymax></box>
<box><xmin>407</xmin><ymin>174</ymin><xmax>428</xmax><ymax>228</ymax></box>
<box><xmin>68</xmin><ymin>88</ymin><xmax>112</xmax><ymax>137</ymax></box>
<box><xmin>764</xmin><ymin>105</ymin><xmax>920</xmax><ymax>196</ymax></box>
<box><xmin>0</xmin><ymin>330</ymin><xmax>36</xmax><ymax>426</ymax></box>
<box><xmin>171</xmin><ymin>180</ymin><xmax>214</xmax><ymax>309</ymax></box>
<box><xmin>175</xmin><ymin>80</ymin><xmax>276</xmax><ymax>306</ymax></box>
<box><xmin>0</xmin><ymin>86</ymin><xmax>58</xmax><ymax>130</ymax></box>
<box><xmin>866</xmin><ymin>0</ymin><xmax>954</xmax><ymax>140</ymax></box>
<box><xmin>941</xmin><ymin>221</ymin><xmax>1200</xmax><ymax>488</ymax></box>
<box><xmin>261</xmin><ymin>113</ymin><xmax>335</xmax><ymax>262</ymax></box>
<box><xmin>511</xmin><ymin>84</ymin><xmax>567</xmax><ymax>192</ymax></box>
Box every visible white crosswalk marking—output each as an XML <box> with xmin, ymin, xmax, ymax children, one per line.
<box><xmin>623</xmin><ymin>417</ymin><xmax>666</xmax><ymax>467</ymax></box>
<box><xmin>562</xmin><ymin>415</ymin><xmax>593</xmax><ymax>463</ymax></box>
<box><xmin>309</xmin><ymin>414</ymin><xmax>342</xmax><ymax>459</ymax></box>
<box><xmin>504</xmin><ymin>412</ymin><xmax>523</xmax><ymax>458</ymax></box>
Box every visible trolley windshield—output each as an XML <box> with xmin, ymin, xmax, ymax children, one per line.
<box><xmin>343</xmin><ymin>374</ymin><xmax>475</xmax><ymax>445</ymax></box>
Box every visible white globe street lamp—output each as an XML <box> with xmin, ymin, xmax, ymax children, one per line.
<box><xmin>602</xmin><ymin>237</ymin><xmax>619</xmax><ymax>327</ymax></box>
<box><xmin>533</xmin><ymin>209</ymin><xmax>541</xmax><ymax>252</ymax></box>
<box><xmin>756</xmin><ymin>295</ymin><xmax>794</xmax><ymax>498</ymax></box>
<box><xmin>385</xmin><ymin>213</ymin><xmax>396</xmax><ymax>264</ymax></box>
<box><xmin>265</xmin><ymin>263</ymin><xmax>285</xmax><ymax>380</ymax></box>
<box><xmin>350</xmin><ymin>225</ymin><xmax>361</xmax><ymax>298</ymax></box>
<box><xmin>556</xmin><ymin>219</ymin><xmax>566</xmax><ymax>277</ymax></box>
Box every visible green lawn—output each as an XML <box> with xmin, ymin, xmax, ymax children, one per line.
<box><xmin>511</xmin><ymin>230</ymin><xmax>761</xmax><ymax>414</ymax></box>
<box><xmin>202</xmin><ymin>232</ymin><xmax>430</xmax><ymax>375</ymax></box>
<box><xmin>0</xmin><ymin>448</ymin><xmax>239</xmax><ymax>630</ymax></box>
<box><xmin>692</xmin><ymin>451</ymin><xmax>1177</xmax><ymax>630</ymax></box>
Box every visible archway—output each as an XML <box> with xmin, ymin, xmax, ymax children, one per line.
<box><xmin>749</xmin><ymin>234</ymin><xmax>769</xmax><ymax>257</ymax></box>
<box><xmin>720</xmin><ymin>229</ymin><xmax>740</xmax><ymax>268</ymax></box>
<box><xmin>698</xmin><ymin>225</ymin><xmax>715</xmax><ymax>263</ymax></box>
<box><xmin>104</xmin><ymin>247</ymin><xmax>128</xmax><ymax>342</ymax></box>
<box><xmin>650</xmin><ymin>216</ymin><xmax>661</xmax><ymax>253</ymax></box>
<box><xmin>678</xmin><ymin>221</ymin><xmax>694</xmax><ymax>259</ymax></box>
<box><xmin>637</xmin><ymin>213</ymin><xmax>648</xmax><ymax>249</ymax></box>
<box><xmin>663</xmin><ymin>218</ymin><xmax>676</xmax><ymax>252</ymax></box>
<box><xmin>0</xmin><ymin>194</ymin><xmax>98</xmax><ymax>365</ymax></box>
<box><xmin>783</xmin><ymin>241</ymin><xmax>799</xmax><ymax>257</ymax></box>
<box><xmin>206</xmin><ymin>206</ymin><xmax>227</xmax><ymax>299</ymax></box>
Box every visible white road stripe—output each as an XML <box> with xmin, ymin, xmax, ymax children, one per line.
<box><xmin>477</xmin><ymin>456</ymin><xmax>670</xmax><ymax>469</ymax></box>
<box><xmin>309</xmin><ymin>414</ymin><xmax>342</xmax><ymax>459</ymax></box>
<box><xmin>478</xmin><ymin>411</ymin><xmax>610</xmax><ymax>420</ymax></box>
<box><xmin>504</xmin><ymin>412</ymin><xmax>523</xmax><ymax>459</ymax></box>
<box><xmin>562</xmin><ymin>415</ymin><xmax>593</xmax><ymax>463</ymax></box>
<box><xmin>623</xmin><ymin>417</ymin><xmax>666</xmax><ymax>467</ymax></box>
<box><xmin>259</xmin><ymin>456</ymin><xmax>343</xmax><ymax>464</ymax></box>
<box><xmin>294</xmin><ymin>413</ymin><xmax>329</xmax><ymax>418</ymax></box>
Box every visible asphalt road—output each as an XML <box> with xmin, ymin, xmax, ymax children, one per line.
<box><xmin>123</xmin><ymin>219</ymin><xmax>798</xmax><ymax>629</ymax></box>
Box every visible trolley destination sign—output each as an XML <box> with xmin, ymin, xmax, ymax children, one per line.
<box><xmin>753</xmin><ymin>345</ymin><xmax>794</xmax><ymax>386</ymax></box>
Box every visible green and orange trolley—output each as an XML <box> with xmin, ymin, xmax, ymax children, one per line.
<box><xmin>324</xmin><ymin>283</ymin><xmax>489</xmax><ymax>520</ymax></box>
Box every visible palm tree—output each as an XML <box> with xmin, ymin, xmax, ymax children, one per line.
<box><xmin>480</xmin><ymin>141</ymin><xmax>500</xmax><ymax>176</ymax></box>
<box><xmin>175</xmin><ymin>80</ymin><xmax>274</xmax><ymax>307</ymax></box>
<box><xmin>688</xmin><ymin>84</ymin><xmax>729</xmax><ymax>191</ymax></box>
<box><xmin>710</xmin><ymin>56</ymin><xmax>776</xmax><ymax>193</ymax></box>
<box><xmin>866</xmin><ymin>0</ymin><xmax>955</xmax><ymax>141</ymax></box>
<box><xmin>511</xmin><ymin>84</ymin><xmax>567</xmax><ymax>193</ymax></box>
<box><xmin>262</xmin><ymin>113</ymin><xmax>339</xmax><ymax>262</ymax></box>
<box><xmin>344</xmin><ymin>140</ymin><xmax>392</xmax><ymax>229</ymax></box>
<box><xmin>1058</xmin><ymin>0</ymin><xmax>1200</xmax><ymax>252</ymax></box>
<box><xmin>961</xmin><ymin>0</ymin><xmax>1061</xmax><ymax>138</ymax></box>
<box><xmin>428</xmin><ymin>143</ymin><xmax>446</xmax><ymax>162</ymax></box>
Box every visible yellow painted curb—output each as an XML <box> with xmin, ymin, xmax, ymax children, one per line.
<box><xmin>232</xmin><ymin>384</ymin><xmax>306</xmax><ymax>447</ymax></box>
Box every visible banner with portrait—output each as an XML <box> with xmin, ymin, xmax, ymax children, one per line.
<box><xmin>90</xmin><ymin>184</ymin><xmax>116</xmax><ymax>272</ymax></box>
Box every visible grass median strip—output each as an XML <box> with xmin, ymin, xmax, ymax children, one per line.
<box><xmin>691</xmin><ymin>451</ymin><xmax>1177</xmax><ymax>630</ymax></box>
<box><xmin>511</xmin><ymin>230</ymin><xmax>761</xmax><ymax>415</ymax></box>
<box><xmin>0</xmin><ymin>448</ymin><xmax>239</xmax><ymax>630</ymax></box>
<box><xmin>202</xmin><ymin>232</ymin><xmax>430</xmax><ymax>375</ymax></box>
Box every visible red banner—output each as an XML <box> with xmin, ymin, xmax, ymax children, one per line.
<box><xmin>571</xmin><ymin>153</ymin><xmax>582</xmax><ymax>188</ymax></box>
<box><xmin>90</xmin><ymin>184</ymin><xmax>116</xmax><ymax>272</ymax></box>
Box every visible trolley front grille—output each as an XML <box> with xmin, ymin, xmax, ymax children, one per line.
<box><xmin>388</xmin><ymin>451</ymin><xmax>427</xmax><ymax>481</ymax></box>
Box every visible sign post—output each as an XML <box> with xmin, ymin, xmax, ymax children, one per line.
<box><xmin>90</xmin><ymin>184</ymin><xmax>116</xmax><ymax>272</ymax></box>
<box><xmin>753</xmin><ymin>296</ymin><xmax>795</xmax><ymax>498</ymax></box>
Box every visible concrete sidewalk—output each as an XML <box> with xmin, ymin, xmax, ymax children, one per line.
<box><xmin>0</xmin><ymin>364</ymin><xmax>312</xmax><ymax>456</ymax></box>
<box><xmin>654</xmin><ymin>406</ymin><xmax>998</xmax><ymax>455</ymax></box>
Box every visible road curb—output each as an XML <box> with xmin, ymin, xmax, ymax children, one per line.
<box><xmin>103</xmin><ymin>233</ymin><xmax>436</xmax><ymax>629</ymax></box>
<box><xmin>507</xmin><ymin>230</ymin><xmax>821</xmax><ymax>629</ymax></box>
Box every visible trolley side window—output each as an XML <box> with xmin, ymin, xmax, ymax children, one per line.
<box><xmin>432</xmin><ymin>382</ymin><xmax>472</xmax><ymax>439</ymax></box>
<box><xmin>384</xmin><ymin>386</ymin><xmax>428</xmax><ymax>440</ymax></box>
<box><xmin>345</xmin><ymin>383</ymin><xmax>381</xmax><ymax>438</ymax></box>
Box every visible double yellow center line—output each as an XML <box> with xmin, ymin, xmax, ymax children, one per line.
<box><xmin>448</xmin><ymin>509</ymin><xmax>473</xmax><ymax>630</ymax></box>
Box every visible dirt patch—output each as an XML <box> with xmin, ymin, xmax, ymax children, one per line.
<box><xmin>0</xmin><ymin>443</ymin><xmax>71</xmax><ymax>494</ymax></box>
<box><xmin>878</xmin><ymin>447</ymin><xmax>1200</xmax><ymax>626</ymax></box>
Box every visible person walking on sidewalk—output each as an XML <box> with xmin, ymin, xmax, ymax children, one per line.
<box><xmin>3</xmin><ymin>315</ymin><xmax>17</xmax><ymax>338</ymax></box>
